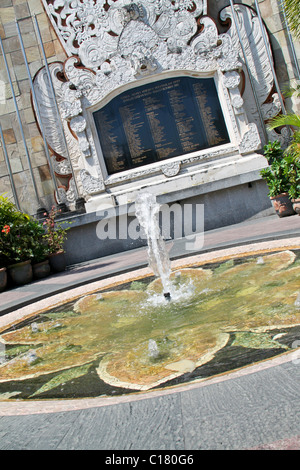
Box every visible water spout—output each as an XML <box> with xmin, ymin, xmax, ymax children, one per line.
<box><xmin>148</xmin><ymin>339</ymin><xmax>160</xmax><ymax>359</ymax></box>
<box><xmin>135</xmin><ymin>192</ymin><xmax>172</xmax><ymax>298</ymax></box>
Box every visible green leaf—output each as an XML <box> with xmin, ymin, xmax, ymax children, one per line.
<box><xmin>268</xmin><ymin>113</ymin><xmax>300</xmax><ymax>130</ymax></box>
<box><xmin>232</xmin><ymin>331</ymin><xmax>289</xmax><ymax>350</ymax></box>
<box><xmin>214</xmin><ymin>259</ymin><xmax>235</xmax><ymax>274</ymax></box>
<box><xmin>282</xmin><ymin>0</ymin><xmax>300</xmax><ymax>39</ymax></box>
<box><xmin>130</xmin><ymin>281</ymin><xmax>148</xmax><ymax>291</ymax></box>
<box><xmin>29</xmin><ymin>363</ymin><xmax>93</xmax><ymax>397</ymax></box>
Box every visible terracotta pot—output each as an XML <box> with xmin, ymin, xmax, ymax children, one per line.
<box><xmin>48</xmin><ymin>251</ymin><xmax>66</xmax><ymax>273</ymax></box>
<box><xmin>32</xmin><ymin>259</ymin><xmax>51</xmax><ymax>279</ymax></box>
<box><xmin>270</xmin><ymin>193</ymin><xmax>295</xmax><ymax>217</ymax></box>
<box><xmin>0</xmin><ymin>268</ymin><xmax>7</xmax><ymax>292</ymax></box>
<box><xmin>8</xmin><ymin>260</ymin><xmax>33</xmax><ymax>286</ymax></box>
<box><xmin>292</xmin><ymin>198</ymin><xmax>300</xmax><ymax>215</ymax></box>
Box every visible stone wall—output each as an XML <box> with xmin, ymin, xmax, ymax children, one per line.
<box><xmin>0</xmin><ymin>0</ymin><xmax>299</xmax><ymax>217</ymax></box>
<box><xmin>0</xmin><ymin>0</ymin><xmax>67</xmax><ymax>215</ymax></box>
<box><xmin>210</xmin><ymin>0</ymin><xmax>300</xmax><ymax>111</ymax></box>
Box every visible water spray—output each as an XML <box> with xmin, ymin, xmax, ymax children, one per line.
<box><xmin>135</xmin><ymin>192</ymin><xmax>173</xmax><ymax>298</ymax></box>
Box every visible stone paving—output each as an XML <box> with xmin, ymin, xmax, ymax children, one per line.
<box><xmin>1</xmin><ymin>213</ymin><xmax>300</xmax><ymax>316</ymax></box>
<box><xmin>0</xmin><ymin>214</ymin><xmax>300</xmax><ymax>450</ymax></box>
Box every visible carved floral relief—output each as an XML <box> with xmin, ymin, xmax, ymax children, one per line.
<box><xmin>34</xmin><ymin>0</ymin><xmax>284</xmax><ymax>198</ymax></box>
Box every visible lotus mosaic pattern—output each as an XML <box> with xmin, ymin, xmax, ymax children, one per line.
<box><xmin>0</xmin><ymin>250</ymin><xmax>299</xmax><ymax>396</ymax></box>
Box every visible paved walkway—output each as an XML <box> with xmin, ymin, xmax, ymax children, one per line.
<box><xmin>1</xmin><ymin>213</ymin><xmax>300</xmax><ymax>316</ymax></box>
<box><xmin>0</xmin><ymin>214</ymin><xmax>300</xmax><ymax>450</ymax></box>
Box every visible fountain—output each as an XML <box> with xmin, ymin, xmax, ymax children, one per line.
<box><xmin>0</xmin><ymin>194</ymin><xmax>300</xmax><ymax>400</ymax></box>
<box><xmin>148</xmin><ymin>339</ymin><xmax>160</xmax><ymax>359</ymax></box>
<box><xmin>135</xmin><ymin>192</ymin><xmax>173</xmax><ymax>299</ymax></box>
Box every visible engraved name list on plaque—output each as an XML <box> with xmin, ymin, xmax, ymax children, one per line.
<box><xmin>93</xmin><ymin>76</ymin><xmax>230</xmax><ymax>175</ymax></box>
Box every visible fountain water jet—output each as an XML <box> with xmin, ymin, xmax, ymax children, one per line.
<box><xmin>148</xmin><ymin>339</ymin><xmax>160</xmax><ymax>359</ymax></box>
<box><xmin>0</xmin><ymin>248</ymin><xmax>299</xmax><ymax>398</ymax></box>
<box><xmin>135</xmin><ymin>192</ymin><xmax>173</xmax><ymax>299</ymax></box>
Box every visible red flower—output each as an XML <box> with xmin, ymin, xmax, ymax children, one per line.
<box><xmin>1</xmin><ymin>225</ymin><xmax>10</xmax><ymax>234</ymax></box>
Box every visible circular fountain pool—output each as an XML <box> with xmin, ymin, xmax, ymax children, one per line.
<box><xmin>0</xmin><ymin>247</ymin><xmax>300</xmax><ymax>402</ymax></box>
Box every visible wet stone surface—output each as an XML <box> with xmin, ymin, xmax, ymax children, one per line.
<box><xmin>0</xmin><ymin>250</ymin><xmax>299</xmax><ymax>401</ymax></box>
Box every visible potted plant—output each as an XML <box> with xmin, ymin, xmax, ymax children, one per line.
<box><xmin>0</xmin><ymin>267</ymin><xmax>7</xmax><ymax>292</ymax></box>
<box><xmin>31</xmin><ymin>237</ymin><xmax>51</xmax><ymax>280</ymax></box>
<box><xmin>0</xmin><ymin>194</ymin><xmax>49</xmax><ymax>286</ymax></box>
<box><xmin>0</xmin><ymin>220</ymin><xmax>34</xmax><ymax>286</ymax></box>
<box><xmin>0</xmin><ymin>253</ymin><xmax>7</xmax><ymax>293</ymax></box>
<box><xmin>43</xmin><ymin>206</ymin><xmax>71</xmax><ymax>273</ymax></box>
<box><xmin>284</xmin><ymin>153</ymin><xmax>300</xmax><ymax>214</ymax></box>
<box><xmin>0</xmin><ymin>195</ymin><xmax>32</xmax><ymax>285</ymax></box>
<box><xmin>266</xmin><ymin>82</ymin><xmax>300</xmax><ymax>214</ymax></box>
<box><xmin>0</xmin><ymin>195</ymin><xmax>10</xmax><ymax>290</ymax></box>
<box><xmin>260</xmin><ymin>140</ymin><xmax>295</xmax><ymax>217</ymax></box>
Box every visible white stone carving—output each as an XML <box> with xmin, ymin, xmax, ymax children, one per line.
<box><xmin>80</xmin><ymin>169</ymin><xmax>105</xmax><ymax>195</ymax></box>
<box><xmin>108</xmin><ymin>145</ymin><xmax>239</xmax><ymax>186</ymax></box>
<box><xmin>70</xmin><ymin>116</ymin><xmax>91</xmax><ymax>157</ymax></box>
<box><xmin>43</xmin><ymin>1</ymin><xmax>241</xmax><ymax>113</ymax></box>
<box><xmin>66</xmin><ymin>178</ymin><xmax>77</xmax><ymax>203</ymax></box>
<box><xmin>38</xmin><ymin>0</ymin><xmax>280</xmax><ymax>199</ymax></box>
<box><xmin>43</xmin><ymin>1</ymin><xmax>207</xmax><ymax>63</ymax></box>
<box><xmin>32</xmin><ymin>63</ymin><xmax>81</xmax><ymax>207</ymax></box>
<box><xmin>33</xmin><ymin>62</ymin><xmax>101</xmax><ymax>199</ymax></box>
<box><xmin>239</xmin><ymin>123</ymin><xmax>261</xmax><ymax>154</ymax></box>
<box><xmin>56</xmin><ymin>187</ymin><xmax>68</xmax><ymax>205</ymax></box>
<box><xmin>222</xmin><ymin>69</ymin><xmax>260</xmax><ymax>153</ymax></box>
<box><xmin>220</xmin><ymin>4</ymin><xmax>274</xmax><ymax>105</ymax></box>
<box><xmin>59</xmin><ymin>15</ymin><xmax>242</xmax><ymax>114</ymax></box>
<box><xmin>52</xmin><ymin>158</ymin><xmax>72</xmax><ymax>176</ymax></box>
<box><xmin>220</xmin><ymin>3</ymin><xmax>286</xmax><ymax>146</ymax></box>
<box><xmin>261</xmin><ymin>93</ymin><xmax>282</xmax><ymax>121</ymax></box>
<box><xmin>161</xmin><ymin>162</ymin><xmax>181</xmax><ymax>177</ymax></box>
<box><xmin>56</xmin><ymin>178</ymin><xmax>77</xmax><ymax>204</ymax></box>
<box><xmin>222</xmin><ymin>70</ymin><xmax>241</xmax><ymax>90</ymax></box>
<box><xmin>33</xmin><ymin>66</ymin><xmax>68</xmax><ymax>159</ymax></box>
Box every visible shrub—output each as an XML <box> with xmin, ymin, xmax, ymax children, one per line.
<box><xmin>0</xmin><ymin>194</ymin><xmax>46</xmax><ymax>267</ymax></box>
<box><xmin>42</xmin><ymin>206</ymin><xmax>71</xmax><ymax>254</ymax></box>
<box><xmin>260</xmin><ymin>141</ymin><xmax>291</xmax><ymax>197</ymax></box>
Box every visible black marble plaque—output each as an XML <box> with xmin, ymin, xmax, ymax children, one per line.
<box><xmin>93</xmin><ymin>76</ymin><xmax>229</xmax><ymax>175</ymax></box>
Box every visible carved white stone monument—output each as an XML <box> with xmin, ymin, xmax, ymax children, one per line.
<box><xmin>34</xmin><ymin>0</ymin><xmax>287</xmax><ymax>219</ymax></box>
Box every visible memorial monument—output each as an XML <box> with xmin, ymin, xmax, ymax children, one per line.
<box><xmin>1</xmin><ymin>0</ymin><xmax>297</xmax><ymax>262</ymax></box>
